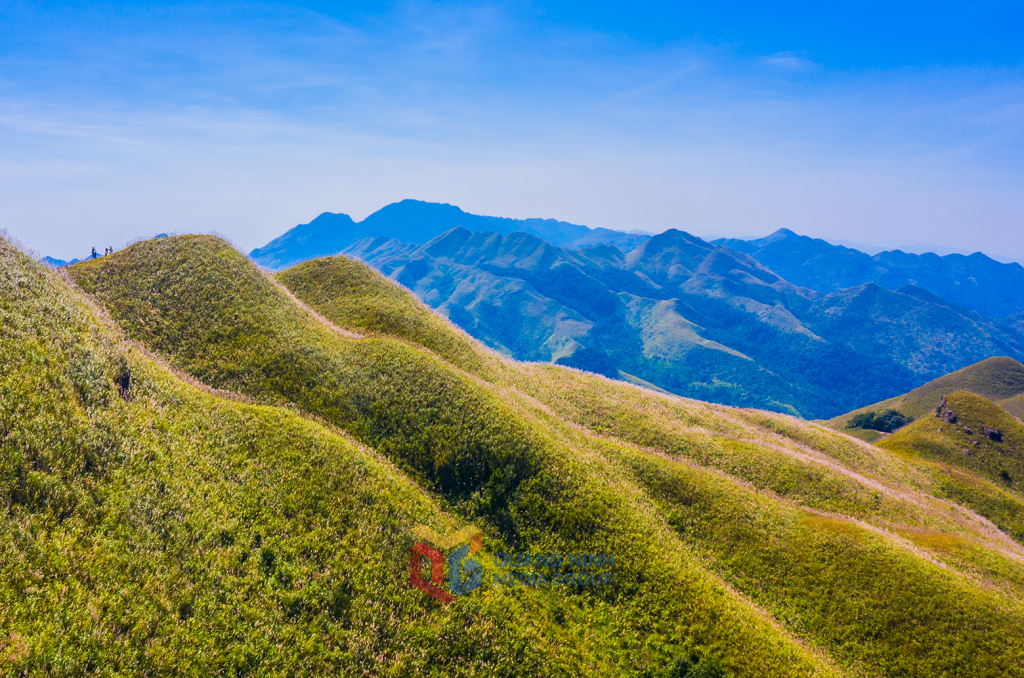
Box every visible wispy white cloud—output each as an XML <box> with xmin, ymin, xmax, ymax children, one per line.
<box><xmin>760</xmin><ymin>52</ymin><xmax>817</xmax><ymax>70</ymax></box>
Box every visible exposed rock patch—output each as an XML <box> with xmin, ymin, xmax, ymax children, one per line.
<box><xmin>935</xmin><ymin>395</ymin><xmax>958</xmax><ymax>424</ymax></box>
<box><xmin>984</xmin><ymin>426</ymin><xmax>1003</xmax><ymax>442</ymax></box>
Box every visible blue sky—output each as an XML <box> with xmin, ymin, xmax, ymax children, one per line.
<box><xmin>1</xmin><ymin>1</ymin><xmax>1023</xmax><ymax>263</ymax></box>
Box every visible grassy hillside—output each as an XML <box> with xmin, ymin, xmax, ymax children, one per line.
<box><xmin>877</xmin><ymin>391</ymin><xmax>1024</xmax><ymax>542</ymax></box>
<box><xmin>274</xmin><ymin>255</ymin><xmax>1024</xmax><ymax>558</ymax></box>
<box><xmin>275</xmin><ymin>255</ymin><xmax>502</xmax><ymax>380</ymax></box>
<box><xmin>0</xmin><ymin>236</ymin><xmax>620</xmax><ymax>675</ymax></box>
<box><xmin>252</xmin><ymin>245</ymin><xmax>1024</xmax><ymax>673</ymax></box>
<box><xmin>278</xmin><ymin>253</ymin><xmax>1024</xmax><ymax>580</ymax></box>
<box><xmin>7</xmin><ymin>234</ymin><xmax>1017</xmax><ymax>677</ymax></box>
<box><xmin>880</xmin><ymin>391</ymin><xmax>1024</xmax><ymax>495</ymax></box>
<box><xmin>1002</xmin><ymin>392</ymin><xmax>1024</xmax><ymax>420</ymax></box>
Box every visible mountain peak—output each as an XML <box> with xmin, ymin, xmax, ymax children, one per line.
<box><xmin>645</xmin><ymin>228</ymin><xmax>711</xmax><ymax>248</ymax></box>
<box><xmin>713</xmin><ymin>228</ymin><xmax>1024</xmax><ymax>318</ymax></box>
<box><xmin>765</xmin><ymin>228</ymin><xmax>800</xmax><ymax>241</ymax></box>
<box><xmin>361</xmin><ymin>199</ymin><xmax>469</xmax><ymax>226</ymax></box>
<box><xmin>309</xmin><ymin>211</ymin><xmax>356</xmax><ymax>226</ymax></box>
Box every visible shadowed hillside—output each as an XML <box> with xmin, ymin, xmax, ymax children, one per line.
<box><xmin>4</xmin><ymin>233</ymin><xmax>1020</xmax><ymax>676</ymax></box>
<box><xmin>280</xmin><ymin>254</ymin><xmax>1024</xmax><ymax>557</ymax></box>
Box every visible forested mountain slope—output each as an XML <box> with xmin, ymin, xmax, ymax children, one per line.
<box><xmin>340</xmin><ymin>228</ymin><xmax>1024</xmax><ymax>418</ymax></box>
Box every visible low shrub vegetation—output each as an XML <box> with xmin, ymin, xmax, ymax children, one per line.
<box><xmin>847</xmin><ymin>409</ymin><xmax>913</xmax><ymax>432</ymax></box>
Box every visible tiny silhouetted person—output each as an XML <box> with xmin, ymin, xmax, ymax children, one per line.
<box><xmin>91</xmin><ymin>247</ymin><xmax>98</xmax><ymax>259</ymax></box>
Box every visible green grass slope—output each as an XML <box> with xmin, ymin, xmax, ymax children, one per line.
<box><xmin>274</xmin><ymin>251</ymin><xmax>1024</xmax><ymax>663</ymax></box>
<box><xmin>878</xmin><ymin>391</ymin><xmax>1024</xmax><ymax>543</ymax></box>
<box><xmin>52</xmin><ymin>237</ymin><xmax>1024</xmax><ymax>677</ymax></box>
<box><xmin>274</xmin><ymin>251</ymin><xmax>1024</xmax><ymax>675</ymax></box>
<box><xmin>1</xmin><ymin>236</ymin><xmax>624</xmax><ymax>676</ymax></box>
<box><xmin>824</xmin><ymin>356</ymin><xmax>1024</xmax><ymax>429</ymax></box>
<box><xmin>1001</xmin><ymin>392</ymin><xmax>1024</xmax><ymax>420</ymax></box>
<box><xmin>275</xmin><ymin>255</ymin><xmax>502</xmax><ymax>380</ymax></box>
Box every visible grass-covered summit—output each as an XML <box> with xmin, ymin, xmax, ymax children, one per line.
<box><xmin>4</xmin><ymin>234</ymin><xmax>1024</xmax><ymax>676</ymax></box>
<box><xmin>874</xmin><ymin>390</ymin><xmax>1024</xmax><ymax>544</ymax></box>
<box><xmin>1003</xmin><ymin>392</ymin><xmax>1024</xmax><ymax>419</ymax></box>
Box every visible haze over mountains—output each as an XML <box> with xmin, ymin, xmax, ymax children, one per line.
<box><xmin>249</xmin><ymin>201</ymin><xmax>1024</xmax><ymax>419</ymax></box>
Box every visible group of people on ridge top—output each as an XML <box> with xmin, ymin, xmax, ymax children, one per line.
<box><xmin>91</xmin><ymin>246</ymin><xmax>114</xmax><ymax>258</ymax></box>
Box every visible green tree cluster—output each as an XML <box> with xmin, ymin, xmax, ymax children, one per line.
<box><xmin>847</xmin><ymin>409</ymin><xmax>912</xmax><ymax>432</ymax></box>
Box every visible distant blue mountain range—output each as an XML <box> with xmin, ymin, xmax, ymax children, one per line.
<box><xmin>249</xmin><ymin>199</ymin><xmax>650</xmax><ymax>271</ymax></box>
<box><xmin>714</xmin><ymin>229</ymin><xmax>1024</xmax><ymax>319</ymax></box>
<box><xmin>40</xmin><ymin>199</ymin><xmax>1019</xmax><ymax>417</ymax></box>
<box><xmin>34</xmin><ymin>198</ymin><xmax>1020</xmax><ymax>418</ymax></box>
<box><xmin>40</xmin><ymin>256</ymin><xmax>82</xmax><ymax>267</ymax></box>
<box><xmin>337</xmin><ymin>226</ymin><xmax>1024</xmax><ymax>418</ymax></box>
